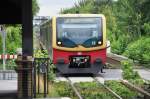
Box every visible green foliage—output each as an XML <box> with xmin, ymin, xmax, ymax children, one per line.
<box><xmin>48</xmin><ymin>64</ymin><xmax>56</xmax><ymax>82</ymax></box>
<box><xmin>111</xmin><ymin>35</ymin><xmax>129</xmax><ymax>54</ymax></box>
<box><xmin>32</xmin><ymin>0</ymin><xmax>40</xmax><ymax>16</ymax></box>
<box><xmin>142</xmin><ymin>22</ymin><xmax>150</xmax><ymax>35</ymax></box>
<box><xmin>0</xmin><ymin>26</ymin><xmax>22</xmax><ymax>54</ymax></box>
<box><xmin>6</xmin><ymin>26</ymin><xmax>22</xmax><ymax>54</ymax></box>
<box><xmin>75</xmin><ymin>82</ymin><xmax>116</xmax><ymax>99</ymax></box>
<box><xmin>34</xmin><ymin>49</ymin><xmax>56</xmax><ymax>81</ymax></box>
<box><xmin>121</xmin><ymin>60</ymin><xmax>144</xmax><ymax>85</ymax></box>
<box><xmin>46</xmin><ymin>82</ymin><xmax>77</xmax><ymax>99</ymax></box>
<box><xmin>124</xmin><ymin>37</ymin><xmax>150</xmax><ymax>66</ymax></box>
<box><xmin>106</xmin><ymin>81</ymin><xmax>139</xmax><ymax>99</ymax></box>
<box><xmin>6</xmin><ymin>59</ymin><xmax>17</xmax><ymax>69</ymax></box>
<box><xmin>34</xmin><ymin>49</ymin><xmax>49</xmax><ymax>58</ymax></box>
<box><xmin>122</xmin><ymin>60</ymin><xmax>140</xmax><ymax>79</ymax></box>
<box><xmin>0</xmin><ymin>59</ymin><xmax>16</xmax><ymax>70</ymax></box>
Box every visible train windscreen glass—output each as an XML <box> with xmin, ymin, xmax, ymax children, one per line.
<box><xmin>56</xmin><ymin>17</ymin><xmax>102</xmax><ymax>48</ymax></box>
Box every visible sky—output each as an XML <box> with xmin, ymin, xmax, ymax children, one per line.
<box><xmin>37</xmin><ymin>0</ymin><xmax>81</xmax><ymax>16</ymax></box>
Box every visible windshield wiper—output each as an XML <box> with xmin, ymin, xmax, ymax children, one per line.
<box><xmin>82</xmin><ymin>38</ymin><xmax>98</xmax><ymax>48</ymax></box>
<box><xmin>61</xmin><ymin>38</ymin><xmax>78</xmax><ymax>48</ymax></box>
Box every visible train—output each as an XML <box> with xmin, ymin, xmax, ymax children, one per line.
<box><xmin>40</xmin><ymin>14</ymin><xmax>106</xmax><ymax>74</ymax></box>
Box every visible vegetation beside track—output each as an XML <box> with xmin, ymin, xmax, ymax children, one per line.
<box><xmin>34</xmin><ymin>49</ymin><xmax>56</xmax><ymax>81</ymax></box>
<box><xmin>123</xmin><ymin>37</ymin><xmax>150</xmax><ymax>67</ymax></box>
<box><xmin>37</xmin><ymin>81</ymin><xmax>117</xmax><ymax>99</ymax></box>
<box><xmin>37</xmin><ymin>81</ymin><xmax>77</xmax><ymax>99</ymax></box>
<box><xmin>121</xmin><ymin>61</ymin><xmax>145</xmax><ymax>86</ymax></box>
<box><xmin>121</xmin><ymin>60</ymin><xmax>150</xmax><ymax>95</ymax></box>
<box><xmin>105</xmin><ymin>81</ymin><xmax>141</xmax><ymax>99</ymax></box>
<box><xmin>74</xmin><ymin>82</ymin><xmax>116</xmax><ymax>99</ymax></box>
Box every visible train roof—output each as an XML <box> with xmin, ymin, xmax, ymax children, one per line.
<box><xmin>40</xmin><ymin>14</ymin><xmax>105</xmax><ymax>26</ymax></box>
<box><xmin>55</xmin><ymin>14</ymin><xmax>105</xmax><ymax>18</ymax></box>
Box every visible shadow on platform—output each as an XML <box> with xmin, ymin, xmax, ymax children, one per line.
<box><xmin>0</xmin><ymin>90</ymin><xmax>17</xmax><ymax>99</ymax></box>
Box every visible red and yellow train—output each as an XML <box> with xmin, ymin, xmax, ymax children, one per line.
<box><xmin>40</xmin><ymin>14</ymin><xmax>106</xmax><ymax>74</ymax></box>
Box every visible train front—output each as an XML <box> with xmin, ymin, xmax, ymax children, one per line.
<box><xmin>52</xmin><ymin>14</ymin><xmax>106</xmax><ymax>74</ymax></box>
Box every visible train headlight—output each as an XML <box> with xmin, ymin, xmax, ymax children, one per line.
<box><xmin>73</xmin><ymin>58</ymin><xmax>76</xmax><ymax>62</ymax></box>
<box><xmin>84</xmin><ymin>58</ymin><xmax>88</xmax><ymax>62</ymax></box>
<box><xmin>57</xmin><ymin>41</ymin><xmax>62</xmax><ymax>45</ymax></box>
<box><xmin>98</xmin><ymin>41</ymin><xmax>102</xmax><ymax>45</ymax></box>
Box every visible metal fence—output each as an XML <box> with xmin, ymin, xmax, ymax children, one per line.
<box><xmin>0</xmin><ymin>70</ymin><xmax>17</xmax><ymax>80</ymax></box>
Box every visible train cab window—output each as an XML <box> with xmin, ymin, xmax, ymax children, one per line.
<box><xmin>56</xmin><ymin>17</ymin><xmax>103</xmax><ymax>48</ymax></box>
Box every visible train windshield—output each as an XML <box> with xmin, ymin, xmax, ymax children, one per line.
<box><xmin>56</xmin><ymin>17</ymin><xmax>102</xmax><ymax>48</ymax></box>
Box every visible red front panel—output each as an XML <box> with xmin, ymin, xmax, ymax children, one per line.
<box><xmin>53</xmin><ymin>49</ymin><xmax>106</xmax><ymax>64</ymax></box>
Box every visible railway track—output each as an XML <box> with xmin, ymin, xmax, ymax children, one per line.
<box><xmin>37</xmin><ymin>73</ymin><xmax>150</xmax><ymax>99</ymax></box>
<box><xmin>120</xmin><ymin>80</ymin><xmax>150</xmax><ymax>99</ymax></box>
<box><xmin>66</xmin><ymin>77</ymin><xmax>83</xmax><ymax>99</ymax></box>
<box><xmin>65</xmin><ymin>76</ymin><xmax>150</xmax><ymax>99</ymax></box>
<box><xmin>94</xmin><ymin>77</ymin><xmax>122</xmax><ymax>99</ymax></box>
<box><xmin>66</xmin><ymin>76</ymin><xmax>123</xmax><ymax>99</ymax></box>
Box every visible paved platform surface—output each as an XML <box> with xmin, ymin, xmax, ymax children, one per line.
<box><xmin>101</xmin><ymin>69</ymin><xmax>123</xmax><ymax>80</ymax></box>
<box><xmin>0</xmin><ymin>80</ymin><xmax>17</xmax><ymax>98</ymax></box>
<box><xmin>0</xmin><ymin>80</ymin><xmax>17</xmax><ymax>91</ymax></box>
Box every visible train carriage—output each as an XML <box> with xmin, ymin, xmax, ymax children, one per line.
<box><xmin>40</xmin><ymin>14</ymin><xmax>106</xmax><ymax>74</ymax></box>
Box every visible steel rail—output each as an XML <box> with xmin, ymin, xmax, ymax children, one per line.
<box><xmin>121</xmin><ymin>80</ymin><xmax>150</xmax><ymax>98</ymax></box>
<box><xmin>93</xmin><ymin>77</ymin><xmax>123</xmax><ymax>99</ymax></box>
<box><xmin>66</xmin><ymin>77</ymin><xmax>83</xmax><ymax>99</ymax></box>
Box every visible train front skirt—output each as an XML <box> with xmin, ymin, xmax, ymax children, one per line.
<box><xmin>55</xmin><ymin>63</ymin><xmax>104</xmax><ymax>74</ymax></box>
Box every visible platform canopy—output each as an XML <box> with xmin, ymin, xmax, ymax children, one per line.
<box><xmin>0</xmin><ymin>0</ymin><xmax>22</xmax><ymax>24</ymax></box>
<box><xmin>0</xmin><ymin>0</ymin><xmax>33</xmax><ymax>56</ymax></box>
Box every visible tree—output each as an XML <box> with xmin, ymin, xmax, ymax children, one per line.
<box><xmin>32</xmin><ymin>0</ymin><xmax>40</xmax><ymax>16</ymax></box>
<box><xmin>6</xmin><ymin>26</ymin><xmax>22</xmax><ymax>54</ymax></box>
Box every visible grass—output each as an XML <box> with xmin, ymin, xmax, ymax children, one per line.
<box><xmin>36</xmin><ymin>78</ymin><xmax>77</xmax><ymax>99</ymax></box>
<box><xmin>47</xmin><ymin>82</ymin><xmax>77</xmax><ymax>99</ymax></box>
<box><xmin>74</xmin><ymin>82</ymin><xmax>116</xmax><ymax>99</ymax></box>
<box><xmin>105</xmin><ymin>80</ymin><xmax>143</xmax><ymax>99</ymax></box>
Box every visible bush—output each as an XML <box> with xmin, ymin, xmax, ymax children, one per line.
<box><xmin>6</xmin><ymin>26</ymin><xmax>22</xmax><ymax>54</ymax></box>
<box><xmin>0</xmin><ymin>59</ymin><xmax>16</xmax><ymax>70</ymax></box>
<box><xmin>106</xmin><ymin>81</ymin><xmax>138</xmax><ymax>99</ymax></box>
<box><xmin>34</xmin><ymin>49</ymin><xmax>49</xmax><ymax>58</ymax></box>
<box><xmin>111</xmin><ymin>33</ymin><xmax>130</xmax><ymax>55</ymax></box>
<box><xmin>124</xmin><ymin>37</ymin><xmax>150</xmax><ymax>67</ymax></box>
<box><xmin>121</xmin><ymin>60</ymin><xmax>141</xmax><ymax>80</ymax></box>
<box><xmin>121</xmin><ymin>60</ymin><xmax>144</xmax><ymax>85</ymax></box>
<box><xmin>48</xmin><ymin>64</ymin><xmax>56</xmax><ymax>82</ymax></box>
<box><xmin>34</xmin><ymin>49</ymin><xmax>56</xmax><ymax>81</ymax></box>
<box><xmin>143</xmin><ymin>22</ymin><xmax>150</xmax><ymax>35</ymax></box>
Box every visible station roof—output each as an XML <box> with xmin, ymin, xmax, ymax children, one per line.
<box><xmin>0</xmin><ymin>0</ymin><xmax>22</xmax><ymax>24</ymax></box>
